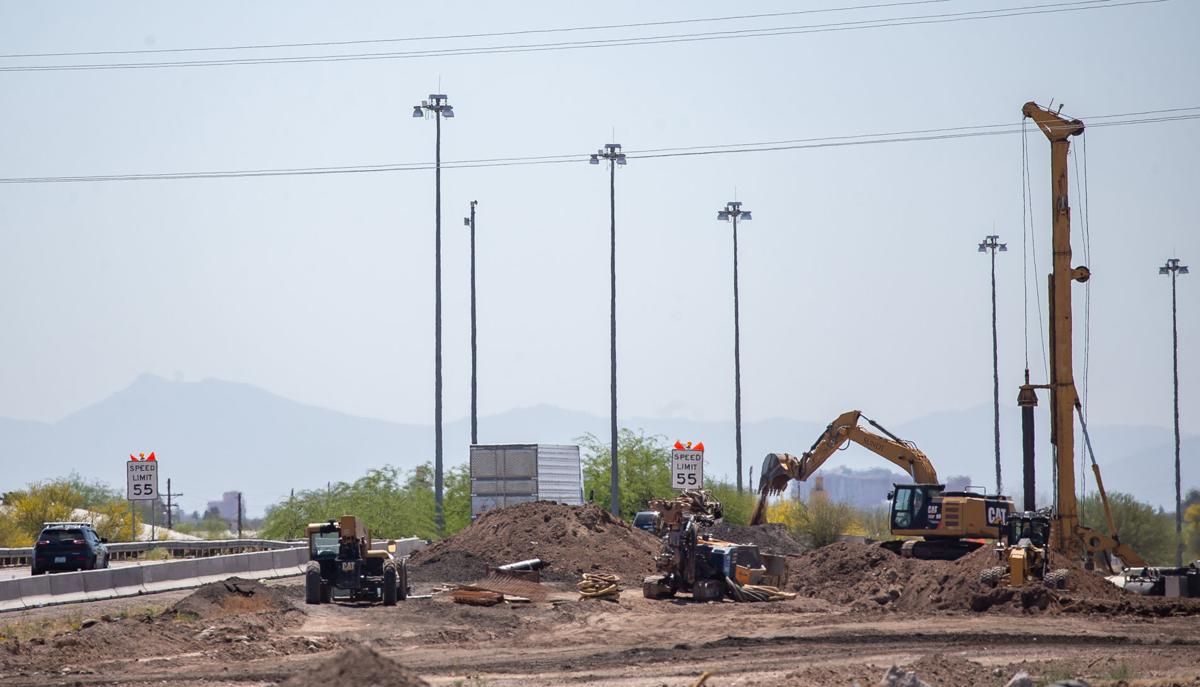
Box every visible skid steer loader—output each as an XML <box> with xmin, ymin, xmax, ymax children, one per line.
<box><xmin>304</xmin><ymin>515</ymin><xmax>409</xmax><ymax>605</ymax></box>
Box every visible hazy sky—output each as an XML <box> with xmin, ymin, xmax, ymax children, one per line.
<box><xmin>1</xmin><ymin>1</ymin><xmax>1197</xmax><ymax>438</ymax></box>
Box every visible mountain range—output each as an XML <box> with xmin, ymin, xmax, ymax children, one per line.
<box><xmin>0</xmin><ymin>374</ymin><xmax>1192</xmax><ymax>517</ymax></box>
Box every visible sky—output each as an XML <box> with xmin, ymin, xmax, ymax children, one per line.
<box><xmin>0</xmin><ymin>0</ymin><xmax>1197</xmax><ymax>440</ymax></box>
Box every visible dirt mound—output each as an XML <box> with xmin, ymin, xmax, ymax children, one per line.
<box><xmin>703</xmin><ymin>522</ymin><xmax>807</xmax><ymax>555</ymax></box>
<box><xmin>281</xmin><ymin>643</ymin><xmax>428</xmax><ymax>687</ymax></box>
<box><xmin>786</xmin><ymin>541</ymin><xmax>1195</xmax><ymax>615</ymax></box>
<box><xmin>408</xmin><ymin>502</ymin><xmax>660</xmax><ymax>583</ymax></box>
<box><xmin>168</xmin><ymin>577</ymin><xmax>296</xmax><ymax>619</ymax></box>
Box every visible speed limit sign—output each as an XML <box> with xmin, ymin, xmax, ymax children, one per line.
<box><xmin>671</xmin><ymin>442</ymin><xmax>704</xmax><ymax>490</ymax></box>
<box><xmin>127</xmin><ymin>452</ymin><xmax>159</xmax><ymax>501</ymax></box>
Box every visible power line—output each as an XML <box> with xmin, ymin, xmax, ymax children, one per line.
<box><xmin>2</xmin><ymin>109</ymin><xmax>1197</xmax><ymax>184</ymax></box>
<box><xmin>0</xmin><ymin>0</ymin><xmax>955</xmax><ymax>59</ymax></box>
<box><xmin>0</xmin><ymin>0</ymin><xmax>1167</xmax><ymax>72</ymax></box>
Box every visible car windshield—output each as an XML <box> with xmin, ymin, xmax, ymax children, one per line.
<box><xmin>633</xmin><ymin>512</ymin><xmax>656</xmax><ymax>527</ymax></box>
<box><xmin>311</xmin><ymin>532</ymin><xmax>340</xmax><ymax>558</ymax></box>
<box><xmin>40</xmin><ymin>529</ymin><xmax>84</xmax><ymax>542</ymax></box>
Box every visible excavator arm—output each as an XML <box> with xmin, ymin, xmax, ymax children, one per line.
<box><xmin>750</xmin><ymin>410</ymin><xmax>938</xmax><ymax>525</ymax></box>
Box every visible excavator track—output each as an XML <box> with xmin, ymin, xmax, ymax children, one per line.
<box><xmin>879</xmin><ymin>538</ymin><xmax>984</xmax><ymax>561</ymax></box>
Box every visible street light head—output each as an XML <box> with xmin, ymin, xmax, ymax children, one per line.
<box><xmin>463</xmin><ymin>217</ymin><xmax>470</xmax><ymax>226</ymax></box>
<box><xmin>1160</xmin><ymin>267</ymin><xmax>1171</xmax><ymax>275</ymax></box>
<box><xmin>717</xmin><ymin>211</ymin><xmax>730</xmax><ymax>221</ymax></box>
<box><xmin>442</xmin><ymin>106</ymin><xmax>455</xmax><ymax>118</ymax></box>
<box><xmin>740</xmin><ymin>211</ymin><xmax>752</xmax><ymax>221</ymax></box>
<box><xmin>589</xmin><ymin>155</ymin><xmax>600</xmax><ymax>165</ymax></box>
<box><xmin>978</xmin><ymin>243</ymin><xmax>988</xmax><ymax>253</ymax></box>
<box><xmin>1181</xmin><ymin>266</ymin><xmax>1191</xmax><ymax>275</ymax></box>
<box><xmin>412</xmin><ymin>106</ymin><xmax>424</xmax><ymax>118</ymax></box>
<box><xmin>615</xmin><ymin>154</ymin><xmax>627</xmax><ymax>165</ymax></box>
<box><xmin>999</xmin><ymin>243</ymin><xmax>1008</xmax><ymax>252</ymax></box>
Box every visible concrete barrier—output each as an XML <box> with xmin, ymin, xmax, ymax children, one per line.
<box><xmin>1</xmin><ymin>547</ymin><xmax>308</xmax><ymax>613</ymax></box>
<box><xmin>0</xmin><ymin>578</ymin><xmax>25</xmax><ymax>611</ymax></box>
<box><xmin>16</xmin><ymin>575</ymin><xmax>52</xmax><ymax>607</ymax></box>
<box><xmin>47</xmin><ymin>571</ymin><xmax>90</xmax><ymax>604</ymax></box>
<box><xmin>110</xmin><ymin>565</ymin><xmax>145</xmax><ymax>595</ymax></box>
<box><xmin>82</xmin><ymin>569</ymin><xmax>117</xmax><ymax>601</ymax></box>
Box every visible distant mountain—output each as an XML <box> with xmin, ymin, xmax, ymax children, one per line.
<box><xmin>0</xmin><ymin>375</ymin><xmax>1192</xmax><ymax>516</ymax></box>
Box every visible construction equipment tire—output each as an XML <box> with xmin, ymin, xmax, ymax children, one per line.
<box><xmin>304</xmin><ymin>562</ymin><xmax>323</xmax><ymax>605</ymax></box>
<box><xmin>397</xmin><ymin>560</ymin><xmax>409</xmax><ymax>601</ymax></box>
<box><xmin>979</xmin><ymin>566</ymin><xmax>1007</xmax><ymax>587</ymax></box>
<box><xmin>1044</xmin><ymin>568</ymin><xmax>1069</xmax><ymax>589</ymax></box>
<box><xmin>693</xmin><ymin>578</ymin><xmax>724</xmax><ymax>602</ymax></box>
<box><xmin>382</xmin><ymin>562</ymin><xmax>398</xmax><ymax>606</ymax></box>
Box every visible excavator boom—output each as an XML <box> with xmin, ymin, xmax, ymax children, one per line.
<box><xmin>751</xmin><ymin>410</ymin><xmax>938</xmax><ymax>525</ymax></box>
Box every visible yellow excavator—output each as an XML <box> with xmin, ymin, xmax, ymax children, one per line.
<box><xmin>751</xmin><ymin>410</ymin><xmax>1014</xmax><ymax>560</ymax></box>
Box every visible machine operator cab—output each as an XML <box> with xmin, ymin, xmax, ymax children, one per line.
<box><xmin>887</xmin><ymin>483</ymin><xmax>944</xmax><ymax>531</ymax></box>
<box><xmin>1004</xmin><ymin>511</ymin><xmax>1050</xmax><ymax>548</ymax></box>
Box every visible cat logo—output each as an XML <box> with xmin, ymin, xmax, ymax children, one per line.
<box><xmin>341</xmin><ymin>562</ymin><xmax>356</xmax><ymax>572</ymax></box>
<box><xmin>987</xmin><ymin>506</ymin><xmax>1008</xmax><ymax>526</ymax></box>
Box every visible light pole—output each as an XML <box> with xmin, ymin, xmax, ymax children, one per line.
<box><xmin>718</xmin><ymin>201</ymin><xmax>752</xmax><ymax>494</ymax></box>
<box><xmin>413</xmin><ymin>93</ymin><xmax>455</xmax><ymax>534</ymax></box>
<box><xmin>1159</xmin><ymin>257</ymin><xmax>1188</xmax><ymax>566</ymax></box>
<box><xmin>464</xmin><ymin>200</ymin><xmax>478</xmax><ymax>445</ymax></box>
<box><xmin>979</xmin><ymin>234</ymin><xmax>1007</xmax><ymax>496</ymax></box>
<box><xmin>590</xmin><ymin>143</ymin><xmax>626</xmax><ymax>517</ymax></box>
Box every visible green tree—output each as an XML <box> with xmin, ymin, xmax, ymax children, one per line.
<box><xmin>704</xmin><ymin>479</ymin><xmax>757</xmax><ymax>526</ymax></box>
<box><xmin>1183</xmin><ymin>488</ymin><xmax>1200</xmax><ymax>561</ymax></box>
<box><xmin>580</xmin><ymin>429</ymin><xmax>672</xmax><ymax>519</ymax></box>
<box><xmin>4</xmin><ymin>481</ymin><xmax>81</xmax><ymax>544</ymax></box>
<box><xmin>444</xmin><ymin>465</ymin><xmax>471</xmax><ymax>535</ymax></box>
<box><xmin>1081</xmin><ymin>492</ymin><xmax>1174</xmax><ymax>565</ymax></box>
<box><xmin>799</xmin><ymin>496</ymin><xmax>856</xmax><ymax>548</ymax></box>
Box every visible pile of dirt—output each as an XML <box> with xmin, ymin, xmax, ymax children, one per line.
<box><xmin>167</xmin><ymin>577</ymin><xmax>296</xmax><ymax>619</ymax></box>
<box><xmin>408</xmin><ymin>502</ymin><xmax>661</xmax><ymax>584</ymax></box>
<box><xmin>786</xmin><ymin>541</ymin><xmax>1197</xmax><ymax>615</ymax></box>
<box><xmin>703</xmin><ymin>522</ymin><xmax>807</xmax><ymax>555</ymax></box>
<box><xmin>281</xmin><ymin>643</ymin><xmax>428</xmax><ymax>687</ymax></box>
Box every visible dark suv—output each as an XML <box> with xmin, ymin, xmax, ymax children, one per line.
<box><xmin>31</xmin><ymin>523</ymin><xmax>109</xmax><ymax>575</ymax></box>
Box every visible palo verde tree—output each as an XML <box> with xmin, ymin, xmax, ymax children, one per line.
<box><xmin>580</xmin><ymin>429</ymin><xmax>672</xmax><ymax>519</ymax></box>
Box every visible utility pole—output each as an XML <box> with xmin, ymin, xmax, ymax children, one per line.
<box><xmin>1160</xmin><ymin>257</ymin><xmax>1188</xmax><ymax>566</ymax></box>
<box><xmin>718</xmin><ymin>201</ymin><xmax>752</xmax><ymax>493</ymax></box>
<box><xmin>591</xmin><ymin>143</ymin><xmax>626</xmax><ymax>517</ymax></box>
<box><xmin>414</xmin><ymin>93</ymin><xmax>455</xmax><ymax>535</ymax></box>
<box><xmin>979</xmin><ymin>234</ymin><xmax>1007</xmax><ymax>495</ymax></box>
<box><xmin>165</xmin><ymin>478</ymin><xmax>184</xmax><ymax>531</ymax></box>
<box><xmin>464</xmin><ymin>200</ymin><xmax>479</xmax><ymax>445</ymax></box>
<box><xmin>236</xmin><ymin>492</ymin><xmax>243</xmax><ymax>539</ymax></box>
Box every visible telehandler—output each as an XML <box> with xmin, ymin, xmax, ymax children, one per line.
<box><xmin>304</xmin><ymin>515</ymin><xmax>409</xmax><ymax>605</ymax></box>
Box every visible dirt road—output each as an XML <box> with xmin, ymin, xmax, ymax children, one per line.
<box><xmin>2</xmin><ymin>578</ymin><xmax>1199</xmax><ymax>686</ymax></box>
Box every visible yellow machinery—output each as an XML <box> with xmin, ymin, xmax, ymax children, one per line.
<box><xmin>304</xmin><ymin>515</ymin><xmax>408</xmax><ymax>605</ymax></box>
<box><xmin>980</xmin><ymin>509</ymin><xmax>1069</xmax><ymax>588</ymax></box>
<box><xmin>752</xmin><ymin>410</ymin><xmax>1014</xmax><ymax>560</ymax></box>
<box><xmin>1017</xmin><ymin>102</ymin><xmax>1144</xmax><ymax>573</ymax></box>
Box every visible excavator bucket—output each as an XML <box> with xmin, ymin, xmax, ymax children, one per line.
<box><xmin>758</xmin><ymin>453</ymin><xmax>800</xmax><ymax>496</ymax></box>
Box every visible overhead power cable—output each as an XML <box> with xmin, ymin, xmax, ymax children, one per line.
<box><xmin>0</xmin><ymin>0</ymin><xmax>1168</xmax><ymax>72</ymax></box>
<box><xmin>0</xmin><ymin>0</ymin><xmax>954</xmax><ymax>59</ymax></box>
<box><xmin>1</xmin><ymin>108</ymin><xmax>1196</xmax><ymax>184</ymax></box>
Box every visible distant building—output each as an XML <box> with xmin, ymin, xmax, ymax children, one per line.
<box><xmin>205</xmin><ymin>491</ymin><xmax>243</xmax><ymax>521</ymax></box>
<box><xmin>789</xmin><ymin>467</ymin><xmax>973</xmax><ymax>509</ymax></box>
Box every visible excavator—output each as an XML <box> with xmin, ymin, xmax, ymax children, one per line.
<box><xmin>751</xmin><ymin>410</ymin><xmax>1014</xmax><ymax>560</ymax></box>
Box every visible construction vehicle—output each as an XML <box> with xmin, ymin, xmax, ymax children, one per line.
<box><xmin>980</xmin><ymin>509</ymin><xmax>1070</xmax><ymax>588</ymax></box>
<box><xmin>751</xmin><ymin>410</ymin><xmax>1014</xmax><ymax>560</ymax></box>
<box><xmin>642</xmin><ymin>490</ymin><xmax>789</xmax><ymax>602</ymax></box>
<box><xmin>1016</xmin><ymin>102</ymin><xmax>1146</xmax><ymax>574</ymax></box>
<box><xmin>304</xmin><ymin>515</ymin><xmax>409</xmax><ymax>605</ymax></box>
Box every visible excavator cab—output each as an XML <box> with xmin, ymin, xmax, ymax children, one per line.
<box><xmin>888</xmin><ymin>484</ymin><xmax>941</xmax><ymax>530</ymax></box>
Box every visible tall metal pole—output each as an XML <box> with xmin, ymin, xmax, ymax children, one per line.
<box><xmin>979</xmin><ymin>234</ymin><xmax>1006</xmax><ymax>495</ymax></box>
<box><xmin>718</xmin><ymin>201</ymin><xmax>751</xmax><ymax>493</ymax></box>
<box><xmin>1160</xmin><ymin>257</ymin><xmax>1188</xmax><ymax>566</ymax></box>
<box><xmin>591</xmin><ymin>143</ymin><xmax>625</xmax><ymax>517</ymax></box>
<box><xmin>608</xmin><ymin>153</ymin><xmax>619</xmax><ymax>517</ymax></box>
<box><xmin>414</xmin><ymin>94</ymin><xmax>454</xmax><ymax>535</ymax></box>
<box><xmin>467</xmin><ymin>201</ymin><xmax>478</xmax><ymax>445</ymax></box>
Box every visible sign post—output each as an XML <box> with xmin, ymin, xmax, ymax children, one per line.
<box><xmin>671</xmin><ymin>441</ymin><xmax>705</xmax><ymax>491</ymax></box>
<box><xmin>127</xmin><ymin>452</ymin><xmax>159</xmax><ymax>541</ymax></box>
